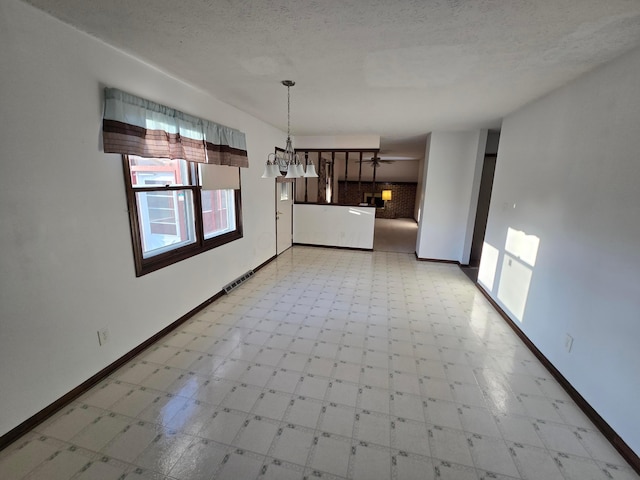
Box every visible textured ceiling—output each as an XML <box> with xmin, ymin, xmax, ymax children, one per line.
<box><xmin>23</xmin><ymin>0</ymin><xmax>640</xmax><ymax>159</ymax></box>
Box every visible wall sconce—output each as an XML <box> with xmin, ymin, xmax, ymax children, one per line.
<box><xmin>382</xmin><ymin>190</ymin><xmax>392</xmax><ymax>201</ymax></box>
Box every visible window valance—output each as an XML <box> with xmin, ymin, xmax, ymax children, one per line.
<box><xmin>102</xmin><ymin>88</ymin><xmax>248</xmax><ymax>167</ymax></box>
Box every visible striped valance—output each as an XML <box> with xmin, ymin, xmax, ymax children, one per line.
<box><xmin>102</xmin><ymin>88</ymin><xmax>248</xmax><ymax>167</ymax></box>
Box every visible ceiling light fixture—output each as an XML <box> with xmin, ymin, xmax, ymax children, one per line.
<box><xmin>262</xmin><ymin>80</ymin><xmax>318</xmax><ymax>179</ymax></box>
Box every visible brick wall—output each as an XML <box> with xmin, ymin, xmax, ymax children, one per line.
<box><xmin>338</xmin><ymin>182</ymin><xmax>417</xmax><ymax>219</ymax></box>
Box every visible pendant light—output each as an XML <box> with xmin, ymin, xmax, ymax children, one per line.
<box><xmin>262</xmin><ymin>80</ymin><xmax>317</xmax><ymax>179</ymax></box>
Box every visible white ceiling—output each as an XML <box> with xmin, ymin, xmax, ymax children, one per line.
<box><xmin>23</xmin><ymin>0</ymin><xmax>640</xmax><ymax>159</ymax></box>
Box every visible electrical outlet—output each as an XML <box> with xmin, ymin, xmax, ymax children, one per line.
<box><xmin>564</xmin><ymin>334</ymin><xmax>573</xmax><ymax>353</ymax></box>
<box><xmin>97</xmin><ymin>327</ymin><xmax>110</xmax><ymax>346</ymax></box>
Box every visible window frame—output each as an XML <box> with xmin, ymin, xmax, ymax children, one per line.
<box><xmin>122</xmin><ymin>154</ymin><xmax>243</xmax><ymax>276</ymax></box>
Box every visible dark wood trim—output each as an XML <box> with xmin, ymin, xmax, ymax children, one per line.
<box><xmin>193</xmin><ymin>164</ymin><xmax>206</xmax><ymax>247</ymax></box>
<box><xmin>137</xmin><ymin>229</ymin><xmax>244</xmax><ymax>277</ymax></box>
<box><xmin>123</xmin><ymin>155</ymin><xmax>244</xmax><ymax>277</ymax></box>
<box><xmin>344</xmin><ymin>151</ymin><xmax>349</xmax><ymax>199</ymax></box>
<box><xmin>123</xmin><ymin>157</ymin><xmax>145</xmax><ymax>274</ymax></box>
<box><xmin>372</xmin><ymin>156</ymin><xmax>377</xmax><ymax>191</ymax></box>
<box><xmin>0</xmin><ymin>288</ymin><xmax>227</xmax><ymax>451</ymax></box>
<box><xmin>293</xmin><ymin>242</ymin><xmax>373</xmax><ymax>252</ymax></box>
<box><xmin>341</xmin><ymin>180</ymin><xmax>419</xmax><ymax>186</ymax></box>
<box><xmin>294</xmin><ymin>148</ymin><xmax>380</xmax><ymax>153</ymax></box>
<box><xmin>358</xmin><ymin>151</ymin><xmax>363</xmax><ymax>199</ymax></box>
<box><xmin>304</xmin><ymin>152</ymin><xmax>309</xmax><ymax>203</ymax></box>
<box><xmin>254</xmin><ymin>254</ymin><xmax>277</xmax><ymax>273</ymax></box>
<box><xmin>414</xmin><ymin>253</ymin><xmax>460</xmax><ymax>264</ymax></box>
<box><xmin>473</xmin><ymin>283</ymin><xmax>640</xmax><ymax>475</ymax></box>
<box><xmin>330</xmin><ymin>151</ymin><xmax>335</xmax><ymax>204</ymax></box>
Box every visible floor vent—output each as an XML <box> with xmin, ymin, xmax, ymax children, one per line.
<box><xmin>223</xmin><ymin>270</ymin><xmax>254</xmax><ymax>294</ymax></box>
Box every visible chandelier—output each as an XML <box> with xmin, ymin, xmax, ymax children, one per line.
<box><xmin>262</xmin><ymin>80</ymin><xmax>318</xmax><ymax>179</ymax></box>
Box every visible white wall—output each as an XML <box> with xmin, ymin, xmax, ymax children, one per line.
<box><xmin>293</xmin><ymin>135</ymin><xmax>380</xmax><ymax>150</ymax></box>
<box><xmin>461</xmin><ymin>130</ymin><xmax>489</xmax><ymax>265</ymax></box>
<box><xmin>293</xmin><ymin>205</ymin><xmax>375</xmax><ymax>249</ymax></box>
<box><xmin>337</xmin><ymin>159</ymin><xmax>420</xmax><ymax>183</ymax></box>
<box><xmin>416</xmin><ymin>131</ymin><xmax>486</xmax><ymax>261</ymax></box>
<box><xmin>0</xmin><ymin>0</ymin><xmax>282</xmax><ymax>436</ymax></box>
<box><xmin>414</xmin><ymin>135</ymin><xmax>430</xmax><ymax>222</ymax></box>
<box><xmin>480</xmin><ymin>46</ymin><xmax>640</xmax><ymax>454</ymax></box>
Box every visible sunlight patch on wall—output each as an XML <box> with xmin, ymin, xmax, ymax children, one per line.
<box><xmin>505</xmin><ymin>227</ymin><xmax>540</xmax><ymax>267</ymax></box>
<box><xmin>478</xmin><ymin>242</ymin><xmax>499</xmax><ymax>291</ymax></box>
<box><xmin>497</xmin><ymin>253</ymin><xmax>533</xmax><ymax>322</ymax></box>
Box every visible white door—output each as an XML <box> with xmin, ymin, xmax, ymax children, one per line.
<box><xmin>276</xmin><ymin>181</ymin><xmax>293</xmax><ymax>255</ymax></box>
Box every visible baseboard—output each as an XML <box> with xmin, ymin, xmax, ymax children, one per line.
<box><xmin>254</xmin><ymin>254</ymin><xmax>277</xmax><ymax>272</ymax></box>
<box><xmin>474</xmin><ymin>283</ymin><xmax>640</xmax><ymax>475</ymax></box>
<box><xmin>414</xmin><ymin>253</ymin><xmax>460</xmax><ymax>264</ymax></box>
<box><xmin>0</xmin><ymin>255</ymin><xmax>277</xmax><ymax>452</ymax></box>
<box><xmin>293</xmin><ymin>242</ymin><xmax>373</xmax><ymax>252</ymax></box>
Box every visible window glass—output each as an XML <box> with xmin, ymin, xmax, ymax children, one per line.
<box><xmin>123</xmin><ymin>155</ymin><xmax>242</xmax><ymax>275</ymax></box>
<box><xmin>129</xmin><ymin>157</ymin><xmax>191</xmax><ymax>187</ymax></box>
<box><xmin>135</xmin><ymin>190</ymin><xmax>196</xmax><ymax>258</ymax></box>
<box><xmin>279</xmin><ymin>182</ymin><xmax>290</xmax><ymax>201</ymax></box>
<box><xmin>202</xmin><ymin>189</ymin><xmax>236</xmax><ymax>240</ymax></box>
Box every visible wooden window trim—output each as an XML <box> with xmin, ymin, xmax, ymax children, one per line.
<box><xmin>122</xmin><ymin>155</ymin><xmax>243</xmax><ymax>276</ymax></box>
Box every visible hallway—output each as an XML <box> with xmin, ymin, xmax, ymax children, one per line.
<box><xmin>0</xmin><ymin>247</ymin><xmax>635</xmax><ymax>480</ymax></box>
<box><xmin>373</xmin><ymin>218</ymin><xmax>418</xmax><ymax>254</ymax></box>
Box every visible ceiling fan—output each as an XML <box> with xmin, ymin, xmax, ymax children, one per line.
<box><xmin>355</xmin><ymin>156</ymin><xmax>395</xmax><ymax>167</ymax></box>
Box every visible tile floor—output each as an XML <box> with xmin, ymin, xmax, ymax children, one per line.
<box><xmin>1</xmin><ymin>247</ymin><xmax>637</xmax><ymax>480</ymax></box>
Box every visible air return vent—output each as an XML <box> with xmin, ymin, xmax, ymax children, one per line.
<box><xmin>223</xmin><ymin>270</ymin><xmax>254</xmax><ymax>294</ymax></box>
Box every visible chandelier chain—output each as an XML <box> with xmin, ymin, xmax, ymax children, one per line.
<box><xmin>287</xmin><ymin>84</ymin><xmax>291</xmax><ymax>138</ymax></box>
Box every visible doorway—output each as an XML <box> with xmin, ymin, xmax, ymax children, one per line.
<box><xmin>469</xmin><ymin>154</ymin><xmax>497</xmax><ymax>267</ymax></box>
<box><xmin>373</xmin><ymin>218</ymin><xmax>418</xmax><ymax>253</ymax></box>
<box><xmin>462</xmin><ymin>153</ymin><xmax>497</xmax><ymax>282</ymax></box>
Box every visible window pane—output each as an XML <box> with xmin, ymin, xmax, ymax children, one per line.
<box><xmin>135</xmin><ymin>189</ymin><xmax>196</xmax><ymax>257</ymax></box>
<box><xmin>280</xmin><ymin>182</ymin><xmax>290</xmax><ymax>200</ymax></box>
<box><xmin>201</xmin><ymin>189</ymin><xmax>236</xmax><ymax>239</ymax></box>
<box><xmin>129</xmin><ymin>156</ymin><xmax>191</xmax><ymax>187</ymax></box>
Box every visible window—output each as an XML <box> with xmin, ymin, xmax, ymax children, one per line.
<box><xmin>124</xmin><ymin>155</ymin><xmax>242</xmax><ymax>276</ymax></box>
<box><xmin>279</xmin><ymin>182</ymin><xmax>290</xmax><ymax>201</ymax></box>
<box><xmin>202</xmin><ymin>189</ymin><xmax>236</xmax><ymax>239</ymax></box>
